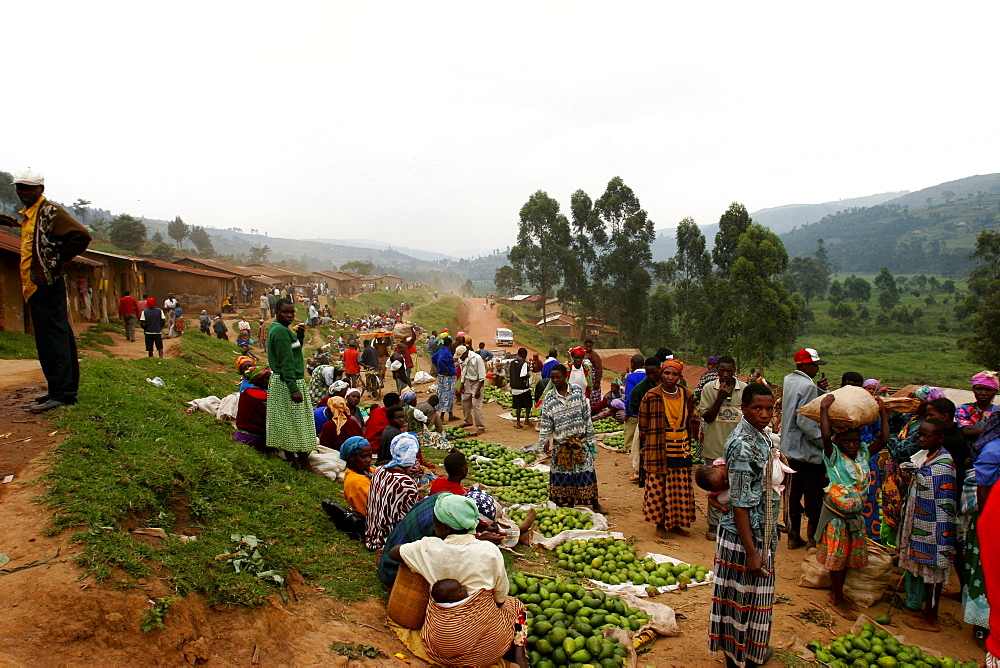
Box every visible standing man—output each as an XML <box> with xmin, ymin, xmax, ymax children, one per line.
<box><xmin>698</xmin><ymin>355</ymin><xmax>746</xmax><ymax>541</ymax></box>
<box><xmin>259</xmin><ymin>292</ymin><xmax>269</xmax><ymax>320</ymax></box>
<box><xmin>508</xmin><ymin>347</ymin><xmax>532</xmax><ymax>429</ymax></box>
<box><xmin>583</xmin><ymin>340</ymin><xmax>604</xmax><ymax>408</ymax></box>
<box><xmin>457</xmin><ymin>344</ymin><xmax>487</xmax><ymax>434</ymax></box>
<box><xmin>343</xmin><ymin>340</ymin><xmax>361</xmax><ymax>388</ymax></box>
<box><xmin>0</xmin><ymin>169</ymin><xmax>91</xmax><ymax>413</ymax></box>
<box><xmin>139</xmin><ymin>298</ymin><xmax>166</xmax><ymax>358</ymax></box>
<box><xmin>781</xmin><ymin>347</ymin><xmax>830</xmax><ymax>550</ymax></box>
<box><xmin>627</xmin><ymin>357</ymin><xmax>663</xmax><ymax>484</ymax></box>
<box><xmin>267</xmin><ymin>289</ymin><xmax>277</xmax><ymax>318</ymax></box>
<box><xmin>477</xmin><ymin>342</ymin><xmax>494</xmax><ymax>364</ymax></box>
<box><xmin>622</xmin><ymin>353</ymin><xmax>650</xmax><ymax>481</ymax></box>
<box><xmin>118</xmin><ymin>290</ymin><xmax>139</xmax><ymax>342</ymax></box>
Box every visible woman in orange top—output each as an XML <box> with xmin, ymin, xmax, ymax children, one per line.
<box><xmin>638</xmin><ymin>359</ymin><xmax>698</xmax><ymax>538</ymax></box>
<box><xmin>341</xmin><ymin>436</ymin><xmax>374</xmax><ymax>516</ymax></box>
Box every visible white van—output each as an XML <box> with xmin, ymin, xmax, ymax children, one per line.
<box><xmin>495</xmin><ymin>327</ymin><xmax>514</xmax><ymax>347</ymax></box>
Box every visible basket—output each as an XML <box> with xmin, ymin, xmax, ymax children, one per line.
<box><xmin>387</xmin><ymin>562</ymin><xmax>430</xmax><ymax>629</ymax></box>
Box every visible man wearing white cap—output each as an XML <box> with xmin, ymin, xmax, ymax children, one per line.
<box><xmin>780</xmin><ymin>347</ymin><xmax>830</xmax><ymax>550</ymax></box>
<box><xmin>0</xmin><ymin>169</ymin><xmax>91</xmax><ymax>413</ymax></box>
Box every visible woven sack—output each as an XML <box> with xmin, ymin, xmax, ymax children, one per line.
<box><xmin>844</xmin><ymin>539</ymin><xmax>894</xmax><ymax>607</ymax></box>
<box><xmin>387</xmin><ymin>562</ymin><xmax>430</xmax><ymax>629</ymax></box>
<box><xmin>797</xmin><ymin>385</ymin><xmax>879</xmax><ymax>429</ymax></box>
<box><xmin>798</xmin><ymin>552</ymin><xmax>831</xmax><ymax>589</ymax></box>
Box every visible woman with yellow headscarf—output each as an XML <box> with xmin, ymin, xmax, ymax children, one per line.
<box><xmin>638</xmin><ymin>359</ymin><xmax>698</xmax><ymax>538</ymax></box>
<box><xmin>319</xmin><ymin>395</ymin><xmax>364</xmax><ymax>450</ymax></box>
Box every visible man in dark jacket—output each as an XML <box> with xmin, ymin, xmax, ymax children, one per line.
<box><xmin>0</xmin><ymin>169</ymin><xmax>91</xmax><ymax>412</ymax></box>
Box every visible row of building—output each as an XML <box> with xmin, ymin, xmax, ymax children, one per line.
<box><xmin>503</xmin><ymin>294</ymin><xmax>619</xmax><ymax>340</ymax></box>
<box><xmin>0</xmin><ymin>232</ymin><xmax>404</xmax><ymax>334</ymax></box>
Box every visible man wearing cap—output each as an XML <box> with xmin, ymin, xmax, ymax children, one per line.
<box><xmin>781</xmin><ymin>347</ymin><xmax>830</xmax><ymax>549</ymax></box>
<box><xmin>457</xmin><ymin>344</ymin><xmax>487</xmax><ymax>434</ymax></box>
<box><xmin>0</xmin><ymin>169</ymin><xmax>91</xmax><ymax>413</ymax></box>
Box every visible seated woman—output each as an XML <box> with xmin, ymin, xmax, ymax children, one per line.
<box><xmin>234</xmin><ymin>367</ymin><xmax>277</xmax><ymax>456</ymax></box>
<box><xmin>341</xmin><ymin>436</ymin><xmax>374</xmax><ymax>516</ymax></box>
<box><xmin>592</xmin><ymin>398</ymin><xmax>627</xmax><ymax>423</ymax></box>
<box><xmin>365</xmin><ymin>432</ymin><xmax>422</xmax><ymax>551</ymax></box>
<box><xmin>319</xmin><ymin>396</ymin><xmax>364</xmax><ymax>450</ymax></box>
<box><xmin>388</xmin><ymin>493</ymin><xmax>528</xmax><ymax>668</ymax></box>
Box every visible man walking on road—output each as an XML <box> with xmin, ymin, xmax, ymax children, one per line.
<box><xmin>118</xmin><ymin>290</ymin><xmax>139</xmax><ymax>342</ymax></box>
<box><xmin>457</xmin><ymin>344</ymin><xmax>487</xmax><ymax>434</ymax></box>
<box><xmin>0</xmin><ymin>169</ymin><xmax>91</xmax><ymax>413</ymax></box>
<box><xmin>781</xmin><ymin>347</ymin><xmax>830</xmax><ymax>550</ymax></box>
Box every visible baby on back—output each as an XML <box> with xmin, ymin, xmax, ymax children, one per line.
<box><xmin>431</xmin><ymin>579</ymin><xmax>468</xmax><ymax>606</ymax></box>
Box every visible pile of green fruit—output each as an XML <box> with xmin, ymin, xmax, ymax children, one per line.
<box><xmin>807</xmin><ymin>622</ymin><xmax>976</xmax><ymax>668</ymax></box>
<box><xmin>452</xmin><ymin>438</ymin><xmax>528</xmax><ymax>463</ymax></box>
<box><xmin>555</xmin><ymin>538</ymin><xmax>710</xmax><ymax>587</ymax></box>
<box><xmin>509</xmin><ymin>507</ymin><xmax>594</xmax><ymax>537</ymax></box>
<box><xmin>592</xmin><ymin>418</ymin><xmax>622</xmax><ymax>434</ymax></box>
<box><xmin>602</xmin><ymin>434</ymin><xmax>628</xmax><ymax>451</ymax></box>
<box><xmin>511</xmin><ymin>573</ymin><xmax>643</xmax><ymax>667</ymax></box>
<box><xmin>484</xmin><ymin>385</ymin><xmax>513</xmax><ymax>407</ymax></box>
<box><xmin>468</xmin><ymin>459</ymin><xmax>548</xmax><ymax>504</ymax></box>
<box><xmin>443</xmin><ymin>425</ymin><xmax>469</xmax><ymax>440</ymax></box>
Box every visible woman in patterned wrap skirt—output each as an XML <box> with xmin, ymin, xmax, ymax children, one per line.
<box><xmin>638</xmin><ymin>359</ymin><xmax>697</xmax><ymax>538</ymax></box>
<box><xmin>266</xmin><ymin>299</ymin><xmax>316</xmax><ymax>470</ymax></box>
<box><xmin>708</xmin><ymin>383</ymin><xmax>782</xmax><ymax>668</ymax></box>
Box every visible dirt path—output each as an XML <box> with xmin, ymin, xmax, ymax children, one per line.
<box><xmin>459</xmin><ymin>297</ymin><xmax>537</xmax><ymax>358</ymax></box>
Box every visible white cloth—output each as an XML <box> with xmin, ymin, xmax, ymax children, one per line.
<box><xmin>163</xmin><ymin>298</ymin><xmax>177</xmax><ymax>310</ymax></box>
<box><xmin>568</xmin><ymin>365</ymin><xmax>587</xmax><ymax>391</ymax></box>
<box><xmin>238</xmin><ymin>319</ymin><xmax>251</xmax><ymax>332</ymax></box>
<box><xmin>399</xmin><ymin>533</ymin><xmax>509</xmax><ymax>604</ymax></box>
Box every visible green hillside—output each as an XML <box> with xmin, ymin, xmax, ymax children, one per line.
<box><xmin>781</xmin><ymin>176</ymin><xmax>1000</xmax><ymax>275</ymax></box>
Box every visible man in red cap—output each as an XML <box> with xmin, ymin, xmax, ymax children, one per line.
<box><xmin>780</xmin><ymin>348</ymin><xmax>829</xmax><ymax>549</ymax></box>
<box><xmin>0</xmin><ymin>169</ymin><xmax>91</xmax><ymax>413</ymax></box>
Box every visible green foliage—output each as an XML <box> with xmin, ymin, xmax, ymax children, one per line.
<box><xmin>644</xmin><ymin>285</ymin><xmax>675</xmax><ymax>349</ymax></box>
<box><xmin>140</xmin><ymin>597</ymin><xmax>174</xmax><ymax>633</ymax></box>
<box><xmin>108</xmin><ymin>214</ymin><xmax>147</xmax><ymax>253</ymax></box>
<box><xmin>959</xmin><ymin>230</ymin><xmax>1000</xmax><ymax>368</ymax></box>
<box><xmin>493</xmin><ymin>265</ymin><xmax>522</xmax><ymax>298</ymax></box>
<box><xmin>843</xmin><ymin>274</ymin><xmax>872</xmax><ymax>304</ymax></box>
<box><xmin>785</xmin><ymin>255</ymin><xmax>829</xmax><ymax>303</ymax></box>
<box><xmin>0</xmin><ymin>330</ymin><xmax>39</xmax><ymax>359</ymax></box>
<box><xmin>509</xmin><ymin>190</ymin><xmax>572</xmax><ymax>331</ymax></box>
<box><xmin>43</xmin><ymin>339</ymin><xmax>383</xmax><ymax>606</ymax></box>
<box><xmin>340</xmin><ymin>260</ymin><xmax>374</xmax><ymax>275</ymax></box>
<box><xmin>188</xmin><ymin>225</ymin><xmax>215</xmax><ymax>256</ymax></box>
<box><xmin>150</xmin><ymin>231</ymin><xmax>164</xmax><ymax>244</ymax></box>
<box><xmin>712</xmin><ymin>202</ymin><xmax>752</xmax><ymax>274</ymax></box>
<box><xmin>248</xmin><ymin>245</ymin><xmax>271</xmax><ymax>264</ymax></box>
<box><xmin>410</xmin><ymin>295</ymin><xmax>462</xmax><ymax>334</ymax></box>
<box><xmin>167</xmin><ymin>216</ymin><xmax>188</xmax><ymax>248</ymax></box>
<box><xmin>149</xmin><ymin>240</ymin><xmax>175</xmax><ymax>261</ymax></box>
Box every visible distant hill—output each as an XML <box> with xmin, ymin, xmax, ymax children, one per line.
<box><xmin>780</xmin><ymin>173</ymin><xmax>1000</xmax><ymax>276</ymax></box>
<box><xmin>309</xmin><ymin>238</ymin><xmax>458</xmax><ymax>262</ymax></box>
<box><xmin>750</xmin><ymin>191</ymin><xmax>908</xmax><ymax>234</ymax></box>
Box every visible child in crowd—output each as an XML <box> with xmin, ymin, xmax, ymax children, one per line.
<box><xmin>899</xmin><ymin>417</ymin><xmax>958</xmax><ymax>632</ymax></box>
<box><xmin>817</xmin><ymin>394</ymin><xmax>890</xmax><ymax>618</ymax></box>
<box><xmin>431</xmin><ymin>579</ymin><xmax>468</xmax><ymax>605</ymax></box>
<box><xmin>430</xmin><ymin>451</ymin><xmax>469</xmax><ymax>495</ymax></box>
<box><xmin>694</xmin><ymin>459</ymin><xmax>731</xmax><ymax>514</ymax></box>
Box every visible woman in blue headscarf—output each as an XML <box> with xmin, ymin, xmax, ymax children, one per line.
<box><xmin>364</xmin><ymin>432</ymin><xmax>422</xmax><ymax>551</ymax></box>
<box><xmin>341</xmin><ymin>436</ymin><xmax>374</xmax><ymax>516</ymax></box>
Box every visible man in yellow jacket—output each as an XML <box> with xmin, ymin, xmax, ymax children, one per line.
<box><xmin>0</xmin><ymin>169</ymin><xmax>91</xmax><ymax>412</ymax></box>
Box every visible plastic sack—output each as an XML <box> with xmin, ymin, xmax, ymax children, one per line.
<box><xmin>509</xmin><ymin>501</ymin><xmax>619</xmax><ymax>550</ymax></box>
<box><xmin>797</xmin><ymin>385</ymin><xmax>879</xmax><ymax>429</ymax></box>
<box><xmin>146</xmin><ymin>376</ymin><xmax>166</xmax><ymax>387</ymax></box>
<box><xmin>310</xmin><ymin>445</ymin><xmax>347</xmax><ymax>482</ymax></box>
<box><xmin>798</xmin><ymin>551</ymin><xmax>831</xmax><ymax>589</ymax></box>
<box><xmin>411</xmin><ymin>370</ymin><xmax>435</xmax><ymax>384</ymax></box>
<box><xmin>843</xmin><ymin>539</ymin><xmax>894</xmax><ymax>607</ymax></box>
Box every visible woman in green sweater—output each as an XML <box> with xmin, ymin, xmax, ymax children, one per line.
<box><xmin>267</xmin><ymin>299</ymin><xmax>316</xmax><ymax>470</ymax></box>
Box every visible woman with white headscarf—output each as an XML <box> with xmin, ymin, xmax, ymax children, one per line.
<box><xmin>365</xmin><ymin>432</ymin><xmax>422</xmax><ymax>551</ymax></box>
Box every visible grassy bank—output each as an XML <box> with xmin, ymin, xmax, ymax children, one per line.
<box><xmin>409</xmin><ymin>295</ymin><xmax>462</xmax><ymax>334</ymax></box>
<box><xmin>0</xmin><ymin>330</ymin><xmax>38</xmax><ymax>359</ymax></box>
<box><xmin>43</xmin><ymin>333</ymin><xmax>382</xmax><ymax>606</ymax></box>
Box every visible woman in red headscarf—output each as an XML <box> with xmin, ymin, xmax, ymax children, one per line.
<box><xmin>566</xmin><ymin>346</ymin><xmax>593</xmax><ymax>400</ymax></box>
<box><xmin>638</xmin><ymin>359</ymin><xmax>698</xmax><ymax>538</ymax></box>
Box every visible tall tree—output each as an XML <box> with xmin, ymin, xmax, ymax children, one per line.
<box><xmin>493</xmin><ymin>265</ymin><xmax>522</xmax><ymax>297</ymax></box>
<box><xmin>461</xmin><ymin>279</ymin><xmax>476</xmax><ymax>298</ymax></box>
<box><xmin>151</xmin><ymin>231</ymin><xmax>165</xmax><ymax>243</ymax></box>
<box><xmin>644</xmin><ymin>285</ymin><xmax>676</xmax><ymax>350</ymax></box>
<box><xmin>874</xmin><ymin>266</ymin><xmax>899</xmax><ymax>310</ymax></box>
<box><xmin>108</xmin><ymin>214</ymin><xmax>147</xmax><ymax>253</ymax></box>
<box><xmin>843</xmin><ymin>275</ymin><xmax>872</xmax><ymax>304</ymax></box>
<box><xmin>784</xmin><ymin>256</ymin><xmax>828</xmax><ymax>303</ymax></box>
<box><xmin>248</xmin><ymin>245</ymin><xmax>271</xmax><ymax>264</ymax></box>
<box><xmin>188</xmin><ymin>226</ymin><xmax>215</xmax><ymax>256</ymax></box>
<box><xmin>959</xmin><ymin>230</ymin><xmax>1000</xmax><ymax>368</ymax></box>
<box><xmin>592</xmin><ymin>177</ymin><xmax>655</xmax><ymax>345</ymax></box>
<box><xmin>72</xmin><ymin>198</ymin><xmax>91</xmax><ymax>223</ymax></box>
<box><xmin>666</xmin><ymin>217</ymin><xmax>712</xmax><ymax>351</ymax></box>
<box><xmin>712</xmin><ymin>202</ymin><xmax>752</xmax><ymax>275</ymax></box>
<box><xmin>721</xmin><ymin>223</ymin><xmax>798</xmax><ymax>368</ymax></box>
<box><xmin>561</xmin><ymin>189</ymin><xmax>605</xmax><ymax>309</ymax></box>
<box><xmin>340</xmin><ymin>261</ymin><xmax>375</xmax><ymax>275</ymax></box>
<box><xmin>508</xmin><ymin>190</ymin><xmax>571</xmax><ymax>333</ymax></box>
<box><xmin>167</xmin><ymin>216</ymin><xmax>189</xmax><ymax>249</ymax></box>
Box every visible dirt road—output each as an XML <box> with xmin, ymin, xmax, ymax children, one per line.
<box><xmin>458</xmin><ymin>297</ymin><xmax>536</xmax><ymax>357</ymax></box>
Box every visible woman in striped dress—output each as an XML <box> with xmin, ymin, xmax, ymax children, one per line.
<box><xmin>536</xmin><ymin>364</ymin><xmax>606</xmax><ymax>513</ymax></box>
<box><xmin>638</xmin><ymin>359</ymin><xmax>697</xmax><ymax>538</ymax></box>
<box><xmin>708</xmin><ymin>383</ymin><xmax>782</xmax><ymax>668</ymax></box>
<box><xmin>266</xmin><ymin>299</ymin><xmax>316</xmax><ymax>471</ymax></box>
<box><xmin>365</xmin><ymin>432</ymin><xmax>422</xmax><ymax>551</ymax></box>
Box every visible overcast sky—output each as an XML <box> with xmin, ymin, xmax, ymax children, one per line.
<box><xmin>7</xmin><ymin>1</ymin><xmax>999</xmax><ymax>257</ymax></box>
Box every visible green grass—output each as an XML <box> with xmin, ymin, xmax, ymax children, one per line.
<box><xmin>0</xmin><ymin>329</ymin><xmax>39</xmax><ymax>359</ymax></box>
<box><xmin>409</xmin><ymin>295</ymin><xmax>462</xmax><ymax>334</ymax></box>
<box><xmin>76</xmin><ymin>322</ymin><xmax>121</xmax><ymax>353</ymax></box>
<box><xmin>42</xmin><ymin>334</ymin><xmax>383</xmax><ymax>605</ymax></box>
